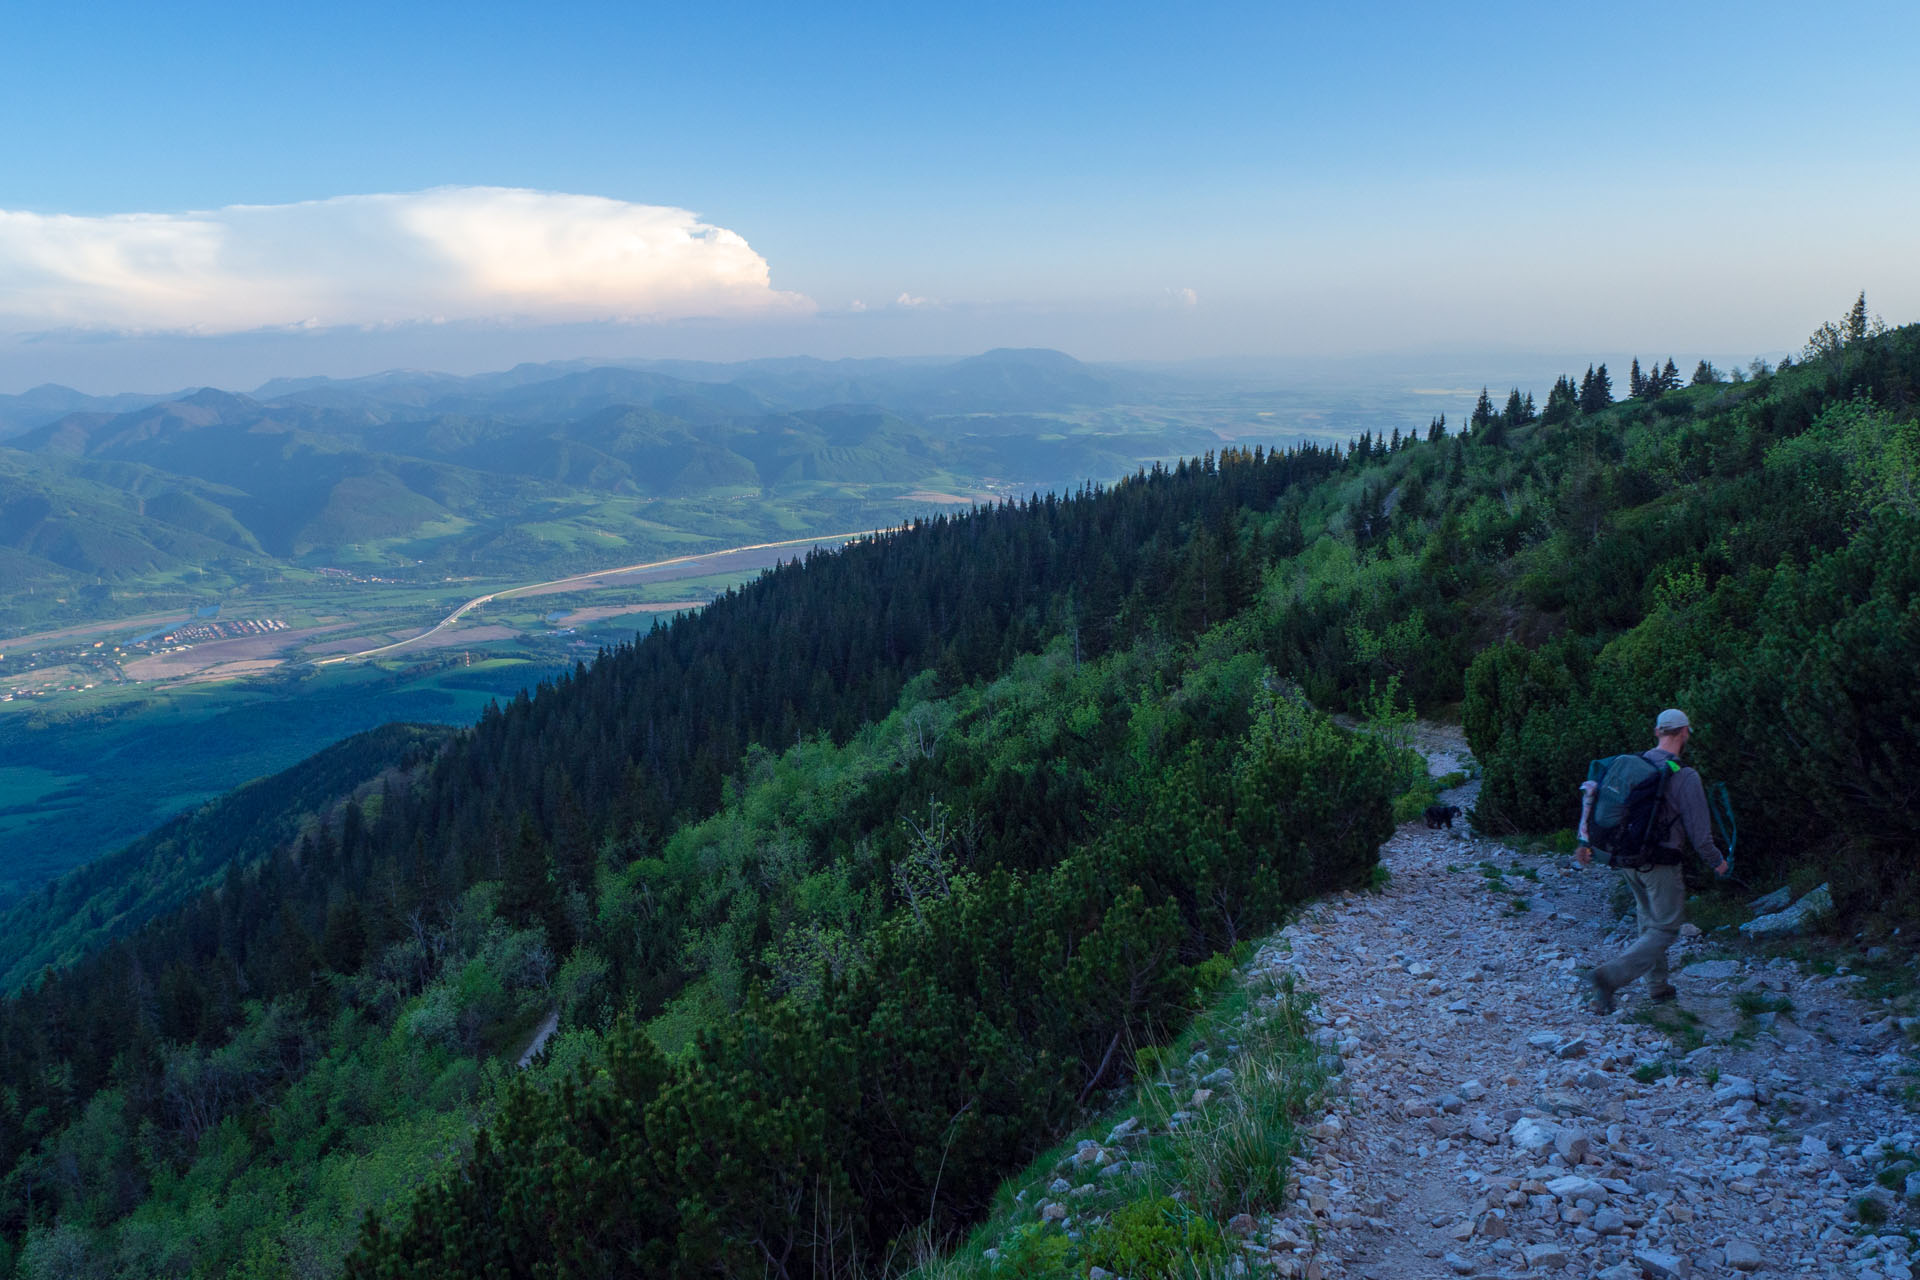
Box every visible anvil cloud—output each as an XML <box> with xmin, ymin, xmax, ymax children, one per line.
<box><xmin>0</xmin><ymin>187</ymin><xmax>810</xmax><ymax>335</ymax></box>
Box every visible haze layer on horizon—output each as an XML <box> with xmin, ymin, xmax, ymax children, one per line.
<box><xmin>2</xmin><ymin>0</ymin><xmax>1916</xmax><ymax>394</ymax></box>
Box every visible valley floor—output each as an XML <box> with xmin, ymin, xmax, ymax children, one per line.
<box><xmin>1249</xmin><ymin>728</ymin><xmax>1915</xmax><ymax>1279</ymax></box>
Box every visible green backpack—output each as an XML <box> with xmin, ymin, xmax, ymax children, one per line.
<box><xmin>1585</xmin><ymin>752</ymin><xmax>1680</xmax><ymax>869</ymax></box>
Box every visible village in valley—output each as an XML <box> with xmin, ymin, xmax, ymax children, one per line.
<box><xmin>0</xmin><ymin>610</ymin><xmax>290</xmax><ymax>701</ymax></box>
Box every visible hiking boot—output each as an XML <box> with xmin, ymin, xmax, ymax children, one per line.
<box><xmin>1585</xmin><ymin>970</ymin><xmax>1615</xmax><ymax>1015</ymax></box>
<box><xmin>1648</xmin><ymin>983</ymin><xmax>1678</xmax><ymax>1004</ymax></box>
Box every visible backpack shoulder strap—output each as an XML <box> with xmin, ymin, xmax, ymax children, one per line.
<box><xmin>1651</xmin><ymin>758</ymin><xmax>1682</xmax><ymax>843</ymax></box>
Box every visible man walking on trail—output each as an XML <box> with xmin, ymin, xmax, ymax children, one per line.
<box><xmin>1579</xmin><ymin>709</ymin><xmax>1730</xmax><ymax>1013</ymax></box>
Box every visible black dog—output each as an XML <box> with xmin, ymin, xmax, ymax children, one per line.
<box><xmin>1423</xmin><ymin>804</ymin><xmax>1460</xmax><ymax>829</ymax></box>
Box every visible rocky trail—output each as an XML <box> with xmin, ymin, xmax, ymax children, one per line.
<box><xmin>1243</xmin><ymin>725</ymin><xmax>1917</xmax><ymax>1280</ymax></box>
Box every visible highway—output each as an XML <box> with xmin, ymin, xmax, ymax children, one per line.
<box><xmin>316</xmin><ymin>530</ymin><xmax>874</xmax><ymax>665</ymax></box>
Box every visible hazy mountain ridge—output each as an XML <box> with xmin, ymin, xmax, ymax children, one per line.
<box><xmin>249</xmin><ymin>346</ymin><xmax>1161</xmax><ymax>418</ymax></box>
<box><xmin>0</xmin><ymin>350</ymin><xmax>1204</xmax><ymax>604</ymax></box>
<box><xmin>0</xmin><ymin>384</ymin><xmax>192</xmax><ymax>439</ymax></box>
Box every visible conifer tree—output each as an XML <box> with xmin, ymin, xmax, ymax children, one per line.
<box><xmin>1577</xmin><ymin>362</ymin><xmax>1617</xmax><ymax>412</ymax></box>
<box><xmin>1629</xmin><ymin>358</ymin><xmax>1645</xmax><ymax>398</ymax></box>
<box><xmin>1542</xmin><ymin>374</ymin><xmax>1578</xmax><ymax>424</ymax></box>
<box><xmin>501</xmin><ymin>814</ymin><xmax>560</xmax><ymax>938</ymax></box>
<box><xmin>1471</xmin><ymin>388</ymin><xmax>1496</xmax><ymax>432</ymax></box>
<box><xmin>1808</xmin><ymin>291</ymin><xmax>1884</xmax><ymax>360</ymax></box>
<box><xmin>269</xmin><ymin>902</ymin><xmax>318</xmax><ymax>995</ymax></box>
<box><xmin>1427</xmin><ymin>413</ymin><xmax>1446</xmax><ymax>442</ymax></box>
<box><xmin>1691</xmin><ymin>359</ymin><xmax>1719</xmax><ymax>386</ymax></box>
<box><xmin>320</xmin><ymin>896</ymin><xmax>368</xmax><ymax>973</ymax></box>
<box><xmin>1660</xmin><ymin>358</ymin><xmax>1680</xmax><ymax>392</ymax></box>
<box><xmin>1503</xmin><ymin>388</ymin><xmax>1525</xmax><ymax>424</ymax></box>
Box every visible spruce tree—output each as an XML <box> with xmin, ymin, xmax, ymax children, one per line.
<box><xmin>1691</xmin><ymin>359</ymin><xmax>1719</xmax><ymax>386</ymax></box>
<box><xmin>1503</xmin><ymin>388</ymin><xmax>1525</xmax><ymax>425</ymax></box>
<box><xmin>501</xmin><ymin>814</ymin><xmax>560</xmax><ymax>936</ymax></box>
<box><xmin>1661</xmin><ymin>358</ymin><xmax>1680</xmax><ymax>392</ymax></box>
<box><xmin>1471</xmin><ymin>388</ymin><xmax>1496</xmax><ymax>432</ymax></box>
<box><xmin>1579</xmin><ymin>363</ymin><xmax>1617</xmax><ymax>412</ymax></box>
<box><xmin>1629</xmin><ymin>358</ymin><xmax>1645</xmax><ymax>398</ymax></box>
<box><xmin>321</xmin><ymin>896</ymin><xmax>368</xmax><ymax>973</ymax></box>
<box><xmin>1542</xmin><ymin>375</ymin><xmax>1578</xmax><ymax>425</ymax></box>
<box><xmin>1847</xmin><ymin>291</ymin><xmax>1869</xmax><ymax>343</ymax></box>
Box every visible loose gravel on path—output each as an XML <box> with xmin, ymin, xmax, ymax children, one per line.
<box><xmin>1241</xmin><ymin>726</ymin><xmax>1917</xmax><ymax>1280</ymax></box>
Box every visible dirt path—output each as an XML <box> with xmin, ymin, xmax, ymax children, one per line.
<box><xmin>1247</xmin><ymin>724</ymin><xmax>1915</xmax><ymax>1280</ymax></box>
<box><xmin>516</xmin><ymin>1010</ymin><xmax>560</xmax><ymax>1069</ymax></box>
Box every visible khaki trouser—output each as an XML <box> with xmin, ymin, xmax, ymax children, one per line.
<box><xmin>1594</xmin><ymin>863</ymin><xmax>1685</xmax><ymax>993</ymax></box>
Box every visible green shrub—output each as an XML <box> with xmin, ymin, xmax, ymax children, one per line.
<box><xmin>354</xmin><ymin>693</ymin><xmax>1394</xmax><ymax>1276</ymax></box>
<box><xmin>991</xmin><ymin>1222</ymin><xmax>1074</xmax><ymax>1278</ymax></box>
<box><xmin>1391</xmin><ymin>786</ymin><xmax>1434</xmax><ymax>825</ymax></box>
<box><xmin>1186</xmin><ymin>954</ymin><xmax>1233</xmax><ymax>998</ymax></box>
<box><xmin>1084</xmin><ymin>1197</ymin><xmax>1229</xmax><ymax>1277</ymax></box>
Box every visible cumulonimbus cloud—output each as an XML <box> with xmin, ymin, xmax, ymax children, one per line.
<box><xmin>0</xmin><ymin>187</ymin><xmax>811</xmax><ymax>334</ymax></box>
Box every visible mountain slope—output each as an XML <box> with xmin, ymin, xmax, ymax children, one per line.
<box><xmin>0</xmin><ymin>451</ymin><xmax>266</xmax><ymax>581</ymax></box>
<box><xmin>1</xmin><ymin>321</ymin><xmax>1914</xmax><ymax>1276</ymax></box>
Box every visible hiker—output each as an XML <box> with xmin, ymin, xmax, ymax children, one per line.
<box><xmin>1577</xmin><ymin>708</ymin><xmax>1730</xmax><ymax>1012</ymax></box>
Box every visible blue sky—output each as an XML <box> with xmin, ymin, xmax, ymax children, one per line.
<box><xmin>2</xmin><ymin>0</ymin><xmax>1916</xmax><ymax>389</ymax></box>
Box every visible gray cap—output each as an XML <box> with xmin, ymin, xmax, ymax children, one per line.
<box><xmin>1655</xmin><ymin>708</ymin><xmax>1691</xmax><ymax>733</ymax></box>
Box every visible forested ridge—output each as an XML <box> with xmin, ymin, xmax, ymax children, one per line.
<box><xmin>1</xmin><ymin>311</ymin><xmax>1915</xmax><ymax>1277</ymax></box>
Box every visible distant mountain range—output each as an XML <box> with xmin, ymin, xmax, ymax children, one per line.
<box><xmin>0</xmin><ymin>349</ymin><xmax>1219</xmax><ymax>597</ymax></box>
<box><xmin>245</xmin><ymin>346</ymin><xmax>1164</xmax><ymax>419</ymax></box>
<box><xmin>0</xmin><ymin>383</ymin><xmax>188</xmax><ymax>437</ymax></box>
